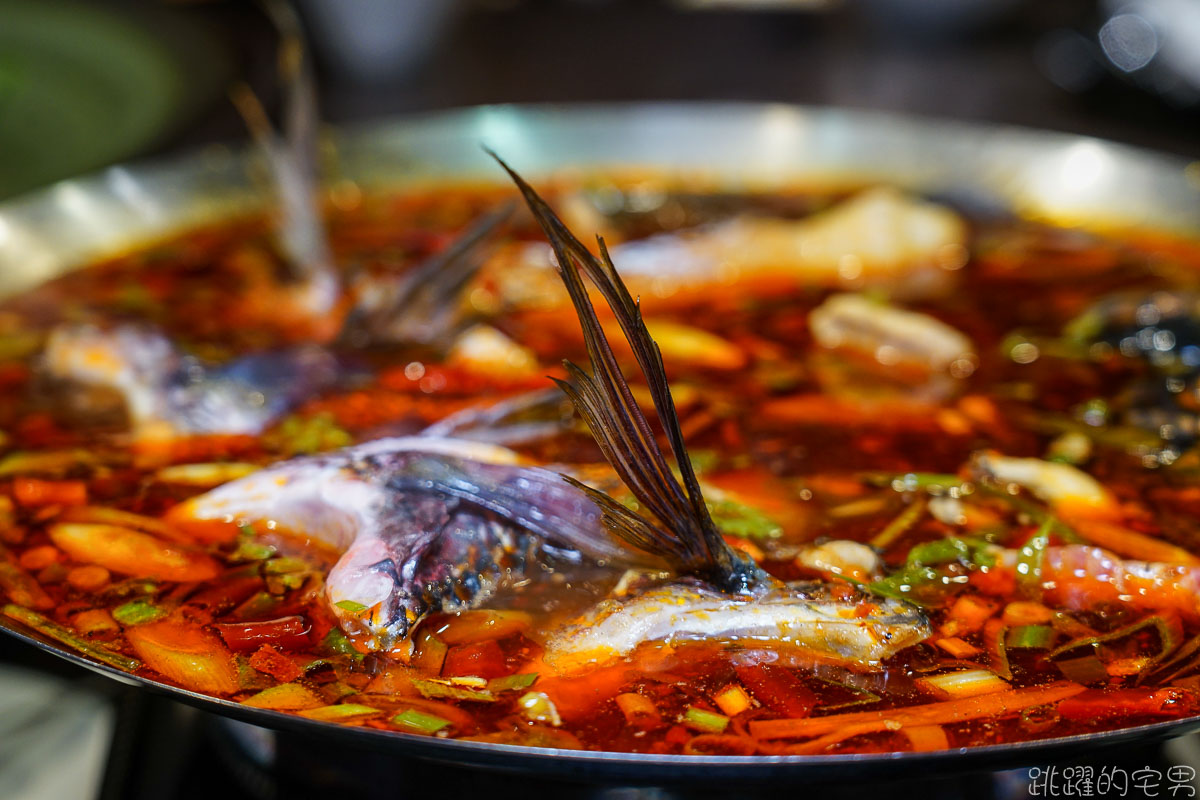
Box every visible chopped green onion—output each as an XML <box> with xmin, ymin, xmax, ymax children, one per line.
<box><xmin>235</xmin><ymin>655</ymin><xmax>274</xmax><ymax>691</ymax></box>
<box><xmin>907</xmin><ymin>536</ymin><xmax>994</xmax><ymax>568</ymax></box>
<box><xmin>827</xmin><ymin>495</ymin><xmax>893</xmax><ymax>519</ymax></box>
<box><xmin>334</xmin><ymin>600</ymin><xmax>368</xmax><ymax>614</ymax></box>
<box><xmin>1016</xmin><ymin>519</ymin><xmax>1051</xmax><ymax>599</ymax></box>
<box><xmin>3</xmin><ymin>604</ymin><xmax>140</xmax><ymax>671</ymax></box>
<box><xmin>866</xmin><ymin>564</ymin><xmax>941</xmax><ymax>608</ymax></box>
<box><xmin>0</xmin><ymin>331</ymin><xmax>42</xmax><ymax>363</ymax></box>
<box><xmin>917</xmin><ymin>669</ymin><xmax>1009</xmax><ymax>699</ymax></box>
<box><xmin>1050</xmin><ymin>615</ymin><xmax>1180</xmax><ymax>671</ymax></box>
<box><xmin>1006</xmin><ymin>625</ymin><xmax>1056</xmax><ymax>650</ymax></box>
<box><xmin>229</xmin><ymin>528</ymin><xmax>275</xmax><ymax>562</ymax></box>
<box><xmin>869</xmin><ymin>500</ymin><xmax>925</xmax><ymax>551</ymax></box>
<box><xmin>155</xmin><ymin>462</ymin><xmax>259</xmax><ymax>488</ymax></box>
<box><xmin>867</xmin><ymin>536</ymin><xmax>996</xmax><ymax>607</ymax></box>
<box><xmin>98</xmin><ymin>578</ymin><xmax>159</xmax><ymax>600</ymax></box>
<box><xmin>241</xmin><ymin>683</ymin><xmax>322</xmax><ymax>710</ymax></box>
<box><xmin>392</xmin><ymin>708</ymin><xmax>451</xmax><ymax>734</ymax></box>
<box><xmin>111</xmin><ymin>600</ymin><xmax>167</xmax><ymax>626</ymax></box>
<box><xmin>412</xmin><ymin>678</ymin><xmax>495</xmax><ymax>703</ymax></box>
<box><xmin>299</xmin><ymin>704</ymin><xmax>383</xmax><ymax>723</ymax></box>
<box><xmin>263</xmin><ymin>557</ymin><xmax>309</xmax><ymax>575</ymax></box>
<box><xmin>266</xmin><ymin>413</ymin><xmax>352</xmax><ymax>457</ymax></box>
<box><xmin>688</xmin><ymin>450</ymin><xmax>721</xmax><ymax>475</ymax></box>
<box><xmin>0</xmin><ymin>449</ymin><xmax>100</xmax><ymax>478</ymax></box>
<box><xmin>682</xmin><ymin>706</ymin><xmax>729</xmax><ymax>734</ymax></box>
<box><xmin>518</xmin><ymin>691</ymin><xmax>562</xmax><ymax>726</ymax></box>
<box><xmin>318</xmin><ymin>681</ymin><xmax>358</xmax><ymax>701</ymax></box>
<box><xmin>487</xmin><ymin>673</ymin><xmax>539</xmax><ymax>693</ymax></box>
<box><xmin>705</xmin><ymin>497</ymin><xmax>784</xmax><ymax>541</ymax></box>
<box><xmin>320</xmin><ymin>628</ymin><xmax>358</xmax><ymax>657</ymax></box>
<box><xmin>870</xmin><ymin>472</ymin><xmax>972</xmax><ymax>494</ymax></box>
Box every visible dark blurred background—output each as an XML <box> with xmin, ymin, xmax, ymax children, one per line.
<box><xmin>0</xmin><ymin>0</ymin><xmax>1197</xmax><ymax>201</ymax></box>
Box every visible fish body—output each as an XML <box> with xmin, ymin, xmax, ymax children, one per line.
<box><xmin>170</xmin><ymin>160</ymin><xmax>936</xmax><ymax>668</ymax></box>
<box><xmin>544</xmin><ymin>578</ymin><xmax>930</xmax><ymax>674</ymax></box>
<box><xmin>44</xmin><ymin>324</ymin><xmax>341</xmax><ymax>440</ymax></box>
<box><xmin>170</xmin><ymin>436</ymin><xmax>648</xmax><ymax>649</ymax></box>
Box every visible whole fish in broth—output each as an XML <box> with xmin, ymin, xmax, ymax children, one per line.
<box><xmin>170</xmin><ymin>157</ymin><xmax>931</xmax><ymax>670</ymax></box>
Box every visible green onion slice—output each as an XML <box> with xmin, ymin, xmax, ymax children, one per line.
<box><xmin>392</xmin><ymin>708</ymin><xmax>452</xmax><ymax>734</ymax></box>
<box><xmin>682</xmin><ymin>706</ymin><xmax>729</xmax><ymax>734</ymax></box>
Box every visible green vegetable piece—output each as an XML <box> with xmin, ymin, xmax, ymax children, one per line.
<box><xmin>706</xmin><ymin>497</ymin><xmax>783</xmax><ymax>541</ymax></box>
<box><xmin>334</xmin><ymin>600</ymin><xmax>368</xmax><ymax>614</ymax></box>
<box><xmin>907</xmin><ymin>536</ymin><xmax>994</xmax><ymax>568</ymax></box>
<box><xmin>866</xmin><ymin>565</ymin><xmax>942</xmax><ymax>608</ymax></box>
<box><xmin>267</xmin><ymin>413</ymin><xmax>352</xmax><ymax>457</ymax></box>
<box><xmin>866</xmin><ymin>536</ymin><xmax>995</xmax><ymax>608</ymax></box>
<box><xmin>411</xmin><ymin>678</ymin><xmax>496</xmax><ymax>703</ymax></box>
<box><xmin>688</xmin><ymin>450</ymin><xmax>721</xmax><ymax>475</ymax></box>
<box><xmin>392</xmin><ymin>708</ymin><xmax>451</xmax><ymax>734</ymax></box>
<box><xmin>0</xmin><ymin>449</ymin><xmax>99</xmax><ymax>478</ymax></box>
<box><xmin>235</xmin><ymin>655</ymin><xmax>274</xmax><ymax>691</ymax></box>
<box><xmin>1006</xmin><ymin>625</ymin><xmax>1056</xmax><ymax>650</ymax></box>
<box><xmin>229</xmin><ymin>527</ymin><xmax>276</xmax><ymax>562</ymax></box>
<box><xmin>3</xmin><ymin>604</ymin><xmax>140</xmax><ymax>672</ymax></box>
<box><xmin>111</xmin><ymin>600</ymin><xmax>167</xmax><ymax>626</ymax></box>
<box><xmin>682</xmin><ymin>706</ymin><xmax>729</xmax><ymax>734</ymax></box>
<box><xmin>1050</xmin><ymin>615</ymin><xmax>1180</xmax><ymax>671</ymax></box>
<box><xmin>0</xmin><ymin>331</ymin><xmax>43</xmax><ymax>363</ymax></box>
<box><xmin>487</xmin><ymin>673</ymin><xmax>539</xmax><ymax>693</ymax></box>
<box><xmin>317</xmin><ymin>680</ymin><xmax>358</xmax><ymax>702</ymax></box>
<box><xmin>263</xmin><ymin>557</ymin><xmax>310</xmax><ymax>575</ymax></box>
<box><xmin>870</xmin><ymin>500</ymin><xmax>925</xmax><ymax>551</ymax></box>
<box><xmin>874</xmin><ymin>472</ymin><xmax>972</xmax><ymax>494</ymax></box>
<box><xmin>320</xmin><ymin>628</ymin><xmax>359</xmax><ymax>657</ymax></box>
<box><xmin>301</xmin><ymin>704</ymin><xmax>383</xmax><ymax>723</ymax></box>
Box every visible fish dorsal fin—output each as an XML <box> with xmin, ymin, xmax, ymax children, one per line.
<box><xmin>489</xmin><ymin>151</ymin><xmax>760</xmax><ymax>593</ymax></box>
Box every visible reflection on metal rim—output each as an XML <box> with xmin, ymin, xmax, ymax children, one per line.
<box><xmin>2</xmin><ymin>102</ymin><xmax>1200</xmax><ymax>776</ymax></box>
<box><xmin>2</xmin><ymin>102</ymin><xmax>1198</xmax><ymax>299</ymax></box>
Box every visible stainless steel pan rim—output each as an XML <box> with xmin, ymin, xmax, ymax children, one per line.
<box><xmin>3</xmin><ymin>101</ymin><xmax>1198</xmax><ymax>296</ymax></box>
<box><xmin>8</xmin><ymin>610</ymin><xmax>1200</xmax><ymax>781</ymax></box>
<box><xmin>2</xmin><ymin>102</ymin><xmax>1199</xmax><ymax>777</ymax></box>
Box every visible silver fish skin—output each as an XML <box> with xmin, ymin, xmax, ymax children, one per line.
<box><xmin>543</xmin><ymin>578</ymin><xmax>930</xmax><ymax>674</ymax></box>
<box><xmin>43</xmin><ymin>323</ymin><xmax>340</xmax><ymax>439</ymax></box>
<box><xmin>170</xmin><ymin>436</ymin><xmax>652</xmax><ymax>649</ymax></box>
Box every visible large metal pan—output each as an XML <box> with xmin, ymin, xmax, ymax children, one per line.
<box><xmin>2</xmin><ymin>103</ymin><xmax>1200</xmax><ymax>783</ymax></box>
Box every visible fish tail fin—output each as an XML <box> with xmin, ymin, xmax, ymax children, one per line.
<box><xmin>489</xmin><ymin>149</ymin><xmax>758</xmax><ymax>592</ymax></box>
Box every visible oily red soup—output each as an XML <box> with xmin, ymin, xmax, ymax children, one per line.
<box><xmin>4</xmin><ymin>173</ymin><xmax>1200</xmax><ymax>756</ymax></box>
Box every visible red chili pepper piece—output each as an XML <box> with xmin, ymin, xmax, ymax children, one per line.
<box><xmin>214</xmin><ymin>615</ymin><xmax>311</xmax><ymax>651</ymax></box>
<box><xmin>248</xmin><ymin>644</ymin><xmax>303</xmax><ymax>683</ymax></box>
<box><xmin>1057</xmin><ymin>687</ymin><xmax>1199</xmax><ymax>721</ymax></box>
<box><xmin>442</xmin><ymin>639</ymin><xmax>509</xmax><ymax>679</ymax></box>
<box><xmin>734</xmin><ymin>663</ymin><xmax>816</xmax><ymax>718</ymax></box>
<box><xmin>13</xmin><ymin>479</ymin><xmax>87</xmax><ymax>508</ymax></box>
